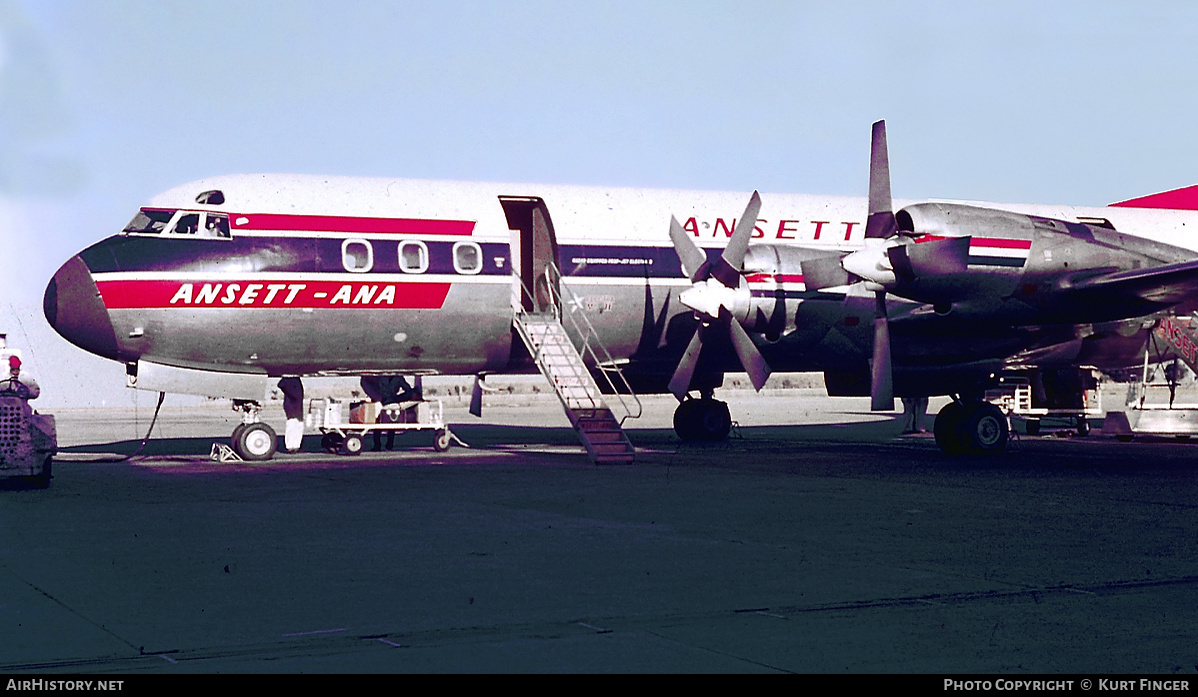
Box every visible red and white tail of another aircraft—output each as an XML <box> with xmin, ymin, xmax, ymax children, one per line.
<box><xmin>43</xmin><ymin>121</ymin><xmax>1198</xmax><ymax>457</ymax></box>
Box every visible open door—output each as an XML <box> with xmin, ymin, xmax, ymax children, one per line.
<box><xmin>499</xmin><ymin>196</ymin><xmax>561</xmax><ymax>313</ymax></box>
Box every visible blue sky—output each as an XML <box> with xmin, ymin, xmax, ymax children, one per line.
<box><xmin>4</xmin><ymin>0</ymin><xmax>1198</xmax><ymax>406</ymax></box>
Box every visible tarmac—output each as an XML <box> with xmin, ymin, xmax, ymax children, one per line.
<box><xmin>2</xmin><ymin>391</ymin><xmax>1197</xmax><ymax>673</ymax></box>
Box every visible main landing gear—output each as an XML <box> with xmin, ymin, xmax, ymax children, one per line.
<box><xmin>673</xmin><ymin>395</ymin><xmax>733</xmax><ymax>441</ymax></box>
<box><xmin>933</xmin><ymin>399</ymin><xmax>1009</xmax><ymax>455</ymax></box>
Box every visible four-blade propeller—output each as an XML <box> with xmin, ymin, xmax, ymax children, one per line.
<box><xmin>666</xmin><ymin>191</ymin><xmax>772</xmax><ymax>401</ymax></box>
<box><xmin>838</xmin><ymin>120</ymin><xmax>969</xmax><ymax>411</ymax></box>
<box><xmin>666</xmin><ymin>120</ymin><xmax>962</xmax><ymax>412</ymax></box>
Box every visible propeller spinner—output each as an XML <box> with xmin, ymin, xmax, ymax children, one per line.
<box><xmin>666</xmin><ymin>191</ymin><xmax>772</xmax><ymax>400</ymax></box>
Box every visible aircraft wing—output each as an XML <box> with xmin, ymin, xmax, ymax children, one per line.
<box><xmin>1067</xmin><ymin>258</ymin><xmax>1198</xmax><ymax>306</ymax></box>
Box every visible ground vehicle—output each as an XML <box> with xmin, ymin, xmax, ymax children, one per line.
<box><xmin>985</xmin><ymin>369</ymin><xmax>1102</xmax><ymax>436</ymax></box>
<box><xmin>0</xmin><ymin>338</ymin><xmax>55</xmax><ymax>488</ymax></box>
<box><xmin>309</xmin><ymin>397</ymin><xmax>462</xmax><ymax>455</ymax></box>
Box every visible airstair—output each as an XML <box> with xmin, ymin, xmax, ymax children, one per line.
<box><xmin>512</xmin><ymin>264</ymin><xmax>640</xmax><ymax>464</ymax></box>
<box><xmin>1105</xmin><ymin>314</ymin><xmax>1198</xmax><ymax>439</ymax></box>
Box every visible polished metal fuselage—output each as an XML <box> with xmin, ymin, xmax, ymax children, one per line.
<box><xmin>44</xmin><ymin>174</ymin><xmax>1198</xmax><ymax>398</ymax></box>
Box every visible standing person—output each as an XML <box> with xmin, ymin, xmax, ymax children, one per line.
<box><xmin>360</xmin><ymin>376</ymin><xmax>418</xmax><ymax>451</ymax></box>
<box><xmin>277</xmin><ymin>377</ymin><xmax>304</xmax><ymax>453</ymax></box>
<box><xmin>900</xmin><ymin>396</ymin><xmax>928</xmax><ymax>434</ymax></box>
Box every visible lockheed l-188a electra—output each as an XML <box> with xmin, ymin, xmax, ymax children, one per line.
<box><xmin>43</xmin><ymin>122</ymin><xmax>1198</xmax><ymax>460</ymax></box>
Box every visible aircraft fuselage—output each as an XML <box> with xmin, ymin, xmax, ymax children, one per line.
<box><xmin>44</xmin><ymin>174</ymin><xmax>1198</xmax><ymax>398</ymax></box>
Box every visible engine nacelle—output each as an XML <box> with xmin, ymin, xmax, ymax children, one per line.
<box><xmin>742</xmin><ymin>244</ymin><xmax>846</xmax><ymax>336</ymax></box>
<box><xmin>882</xmin><ymin>203</ymin><xmax>1037</xmax><ymax>307</ymax></box>
<box><xmin>896</xmin><ymin>202</ymin><xmax>1038</xmax><ymax>240</ymax></box>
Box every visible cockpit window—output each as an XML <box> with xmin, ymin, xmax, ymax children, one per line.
<box><xmin>123</xmin><ymin>209</ymin><xmax>231</xmax><ymax>239</ymax></box>
<box><xmin>202</xmin><ymin>213</ymin><xmax>230</xmax><ymax>238</ymax></box>
<box><xmin>123</xmin><ymin>208</ymin><xmax>174</xmax><ymax>234</ymax></box>
<box><xmin>174</xmin><ymin>213</ymin><xmax>200</xmax><ymax>235</ymax></box>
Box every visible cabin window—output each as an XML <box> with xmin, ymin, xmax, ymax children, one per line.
<box><xmin>453</xmin><ymin>241</ymin><xmax>483</xmax><ymax>275</ymax></box>
<box><xmin>399</xmin><ymin>240</ymin><xmax>429</xmax><ymax>273</ymax></box>
<box><xmin>123</xmin><ymin>208</ymin><xmax>174</xmax><ymax>235</ymax></box>
<box><xmin>342</xmin><ymin>239</ymin><xmax>374</xmax><ymax>273</ymax></box>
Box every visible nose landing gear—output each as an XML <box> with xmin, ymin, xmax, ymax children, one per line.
<box><xmin>230</xmin><ymin>400</ymin><xmax>277</xmax><ymax>461</ymax></box>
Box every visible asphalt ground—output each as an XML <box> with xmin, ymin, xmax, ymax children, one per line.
<box><xmin>2</xmin><ymin>393</ymin><xmax>1197</xmax><ymax>674</ymax></box>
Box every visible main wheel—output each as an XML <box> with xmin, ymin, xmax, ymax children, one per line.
<box><xmin>433</xmin><ymin>429</ymin><xmax>452</xmax><ymax>452</ymax></box>
<box><xmin>673</xmin><ymin>399</ymin><xmax>732</xmax><ymax>442</ymax></box>
<box><xmin>340</xmin><ymin>433</ymin><xmax>364</xmax><ymax>456</ymax></box>
<box><xmin>934</xmin><ymin>402</ymin><xmax>968</xmax><ymax>455</ymax></box>
<box><xmin>959</xmin><ymin>403</ymin><xmax>1009</xmax><ymax>454</ymax></box>
<box><xmin>673</xmin><ymin>399</ymin><xmax>702</xmax><ymax>441</ymax></box>
<box><xmin>697</xmin><ymin>400</ymin><xmax>732</xmax><ymax>441</ymax></box>
<box><xmin>234</xmin><ymin>422</ymin><xmax>277</xmax><ymax>461</ymax></box>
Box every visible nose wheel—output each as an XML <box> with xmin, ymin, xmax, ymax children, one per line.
<box><xmin>232</xmin><ymin>422</ymin><xmax>278</xmax><ymax>461</ymax></box>
<box><xmin>229</xmin><ymin>400</ymin><xmax>277</xmax><ymax>461</ymax></box>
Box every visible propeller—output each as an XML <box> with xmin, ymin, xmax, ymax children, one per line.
<box><xmin>840</xmin><ymin>120</ymin><xmax>971</xmax><ymax>291</ymax></box>
<box><xmin>667</xmin><ymin>191</ymin><xmax>772</xmax><ymax>400</ymax></box>
<box><xmin>843</xmin><ymin>119</ymin><xmax>979</xmax><ymax>411</ymax></box>
<box><xmin>861</xmin><ymin>120</ymin><xmax>898</xmax><ymax>411</ymax></box>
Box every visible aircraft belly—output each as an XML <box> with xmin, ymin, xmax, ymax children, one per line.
<box><xmin>107</xmin><ymin>281</ymin><xmax>512</xmax><ymax>375</ymax></box>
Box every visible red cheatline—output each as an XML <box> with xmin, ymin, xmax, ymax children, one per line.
<box><xmin>228</xmin><ymin>212</ymin><xmax>475</xmax><ymax>236</ymax></box>
<box><xmin>95</xmin><ymin>279</ymin><xmax>453</xmax><ymax>310</ymax></box>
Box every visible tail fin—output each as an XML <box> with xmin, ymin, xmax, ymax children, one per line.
<box><xmin>1111</xmin><ymin>184</ymin><xmax>1198</xmax><ymax>210</ymax></box>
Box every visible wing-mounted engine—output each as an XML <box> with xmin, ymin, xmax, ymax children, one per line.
<box><xmin>829</xmin><ymin>123</ymin><xmax>1196</xmax><ymax>327</ymax></box>
<box><xmin>858</xmin><ymin>202</ymin><xmax>1035</xmax><ymax>310</ymax></box>
<box><xmin>884</xmin><ymin>202</ymin><xmax>1198</xmax><ymax>324</ymax></box>
<box><xmin>802</xmin><ymin>120</ymin><xmax>1198</xmax><ymax>413</ymax></box>
<box><xmin>741</xmin><ymin>243</ymin><xmax>849</xmax><ymax>339</ymax></box>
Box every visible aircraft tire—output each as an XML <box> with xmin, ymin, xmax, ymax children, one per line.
<box><xmin>934</xmin><ymin>402</ymin><xmax>968</xmax><ymax>455</ymax></box>
<box><xmin>673</xmin><ymin>399</ymin><xmax>732</xmax><ymax>441</ymax></box>
<box><xmin>959</xmin><ymin>402</ymin><xmax>1009</xmax><ymax>454</ymax></box>
<box><xmin>235</xmin><ymin>422</ymin><xmax>277</xmax><ymax>461</ymax></box>
<box><xmin>673</xmin><ymin>400</ymin><xmax>702</xmax><ymax>441</ymax></box>
<box><xmin>433</xmin><ymin>429</ymin><xmax>452</xmax><ymax>452</ymax></box>
<box><xmin>1076</xmin><ymin>416</ymin><xmax>1091</xmax><ymax>437</ymax></box>
<box><xmin>697</xmin><ymin>400</ymin><xmax>732</xmax><ymax>441</ymax></box>
<box><xmin>230</xmin><ymin>423</ymin><xmax>249</xmax><ymax>450</ymax></box>
<box><xmin>340</xmin><ymin>434</ymin><xmax>364</xmax><ymax>456</ymax></box>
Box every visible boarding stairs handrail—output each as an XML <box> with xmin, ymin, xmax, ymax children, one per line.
<box><xmin>513</xmin><ymin>262</ymin><xmax>642</xmax><ymax>424</ymax></box>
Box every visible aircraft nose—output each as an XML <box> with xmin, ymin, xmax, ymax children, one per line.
<box><xmin>44</xmin><ymin>255</ymin><xmax>121</xmax><ymax>360</ymax></box>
